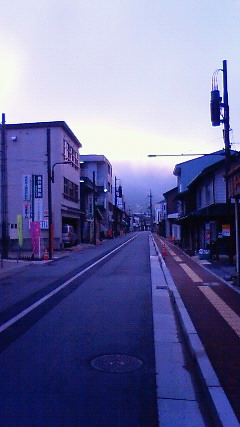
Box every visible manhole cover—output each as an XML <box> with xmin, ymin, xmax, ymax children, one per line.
<box><xmin>90</xmin><ymin>354</ymin><xmax>143</xmax><ymax>373</ymax></box>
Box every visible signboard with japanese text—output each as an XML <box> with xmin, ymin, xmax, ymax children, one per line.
<box><xmin>23</xmin><ymin>202</ymin><xmax>31</xmax><ymax>219</ymax></box>
<box><xmin>40</xmin><ymin>219</ymin><xmax>49</xmax><ymax>229</ymax></box>
<box><xmin>222</xmin><ymin>224</ymin><xmax>230</xmax><ymax>237</ymax></box>
<box><xmin>23</xmin><ymin>175</ymin><xmax>31</xmax><ymax>201</ymax></box>
<box><xmin>34</xmin><ymin>198</ymin><xmax>43</xmax><ymax>221</ymax></box>
<box><xmin>34</xmin><ymin>175</ymin><xmax>43</xmax><ymax>198</ymax></box>
<box><xmin>228</xmin><ymin>166</ymin><xmax>240</xmax><ymax>198</ymax></box>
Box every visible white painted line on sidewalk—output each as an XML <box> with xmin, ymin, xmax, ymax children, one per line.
<box><xmin>179</xmin><ymin>263</ymin><xmax>203</xmax><ymax>283</ymax></box>
<box><xmin>199</xmin><ymin>286</ymin><xmax>240</xmax><ymax>338</ymax></box>
<box><xmin>173</xmin><ymin>255</ymin><xmax>182</xmax><ymax>262</ymax></box>
<box><xmin>0</xmin><ymin>235</ymin><xmax>138</xmax><ymax>334</ymax></box>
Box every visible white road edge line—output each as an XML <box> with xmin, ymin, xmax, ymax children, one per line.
<box><xmin>0</xmin><ymin>235</ymin><xmax>138</xmax><ymax>334</ymax></box>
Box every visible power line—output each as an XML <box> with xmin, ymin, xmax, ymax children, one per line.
<box><xmin>148</xmin><ymin>153</ymin><xmax>225</xmax><ymax>157</ymax></box>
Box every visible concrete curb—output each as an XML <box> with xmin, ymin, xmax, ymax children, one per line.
<box><xmin>151</xmin><ymin>235</ymin><xmax>239</xmax><ymax>427</ymax></box>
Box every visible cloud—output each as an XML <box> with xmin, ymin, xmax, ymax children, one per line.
<box><xmin>112</xmin><ymin>159</ymin><xmax>176</xmax><ymax>211</ymax></box>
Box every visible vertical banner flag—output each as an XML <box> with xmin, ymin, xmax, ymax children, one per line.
<box><xmin>17</xmin><ymin>215</ymin><xmax>23</xmax><ymax>247</ymax></box>
<box><xmin>30</xmin><ymin>221</ymin><xmax>41</xmax><ymax>256</ymax></box>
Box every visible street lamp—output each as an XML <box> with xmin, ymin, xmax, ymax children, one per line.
<box><xmin>51</xmin><ymin>161</ymin><xmax>73</xmax><ymax>183</ymax></box>
<box><xmin>47</xmin><ymin>128</ymin><xmax>73</xmax><ymax>259</ymax></box>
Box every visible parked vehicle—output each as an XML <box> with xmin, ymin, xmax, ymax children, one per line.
<box><xmin>62</xmin><ymin>224</ymin><xmax>77</xmax><ymax>247</ymax></box>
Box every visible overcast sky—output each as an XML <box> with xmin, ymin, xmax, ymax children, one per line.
<box><xmin>1</xmin><ymin>0</ymin><xmax>240</xmax><ymax>210</ymax></box>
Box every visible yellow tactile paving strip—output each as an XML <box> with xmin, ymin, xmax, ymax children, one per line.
<box><xmin>199</xmin><ymin>286</ymin><xmax>240</xmax><ymax>338</ymax></box>
<box><xmin>158</xmin><ymin>238</ymin><xmax>240</xmax><ymax>339</ymax></box>
<box><xmin>179</xmin><ymin>263</ymin><xmax>203</xmax><ymax>283</ymax></box>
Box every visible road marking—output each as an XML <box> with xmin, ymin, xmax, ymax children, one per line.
<box><xmin>168</xmin><ymin>249</ymin><xmax>176</xmax><ymax>256</ymax></box>
<box><xmin>0</xmin><ymin>235</ymin><xmax>138</xmax><ymax>334</ymax></box>
<box><xmin>174</xmin><ymin>255</ymin><xmax>182</xmax><ymax>262</ymax></box>
<box><xmin>179</xmin><ymin>263</ymin><xmax>203</xmax><ymax>283</ymax></box>
<box><xmin>199</xmin><ymin>287</ymin><xmax>240</xmax><ymax>338</ymax></box>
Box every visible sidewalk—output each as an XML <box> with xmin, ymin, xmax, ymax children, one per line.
<box><xmin>0</xmin><ymin>242</ymin><xmax>95</xmax><ymax>279</ymax></box>
<box><xmin>153</xmin><ymin>234</ymin><xmax>240</xmax><ymax>426</ymax></box>
<box><xmin>150</xmin><ymin>237</ymin><xmax>212</xmax><ymax>426</ymax></box>
<box><xmin>192</xmin><ymin>254</ymin><xmax>240</xmax><ymax>291</ymax></box>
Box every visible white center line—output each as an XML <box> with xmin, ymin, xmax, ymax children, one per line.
<box><xmin>0</xmin><ymin>235</ymin><xmax>137</xmax><ymax>334</ymax></box>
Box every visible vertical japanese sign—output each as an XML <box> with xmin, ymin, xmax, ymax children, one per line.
<box><xmin>34</xmin><ymin>175</ymin><xmax>43</xmax><ymax>221</ymax></box>
<box><xmin>23</xmin><ymin>175</ymin><xmax>31</xmax><ymax>218</ymax></box>
<box><xmin>34</xmin><ymin>175</ymin><xmax>43</xmax><ymax>198</ymax></box>
<box><xmin>23</xmin><ymin>203</ymin><xmax>31</xmax><ymax>219</ymax></box>
<box><xmin>23</xmin><ymin>175</ymin><xmax>31</xmax><ymax>200</ymax></box>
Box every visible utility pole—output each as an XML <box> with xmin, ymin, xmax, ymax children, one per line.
<box><xmin>149</xmin><ymin>190</ymin><xmax>153</xmax><ymax>232</ymax></box>
<box><xmin>114</xmin><ymin>176</ymin><xmax>117</xmax><ymax>207</ymax></box>
<box><xmin>211</xmin><ymin>60</ymin><xmax>233</xmax><ymax>263</ymax></box>
<box><xmin>114</xmin><ymin>176</ymin><xmax>118</xmax><ymax>237</ymax></box>
<box><xmin>93</xmin><ymin>171</ymin><xmax>97</xmax><ymax>245</ymax></box>
<box><xmin>47</xmin><ymin>128</ymin><xmax>53</xmax><ymax>259</ymax></box>
<box><xmin>222</xmin><ymin>60</ymin><xmax>233</xmax><ymax>263</ymax></box>
<box><xmin>223</xmin><ymin>60</ymin><xmax>231</xmax><ymax>203</ymax></box>
<box><xmin>1</xmin><ymin>113</ymin><xmax>9</xmax><ymax>259</ymax></box>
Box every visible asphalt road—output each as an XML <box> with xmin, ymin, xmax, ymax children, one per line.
<box><xmin>0</xmin><ymin>232</ymin><xmax>158</xmax><ymax>427</ymax></box>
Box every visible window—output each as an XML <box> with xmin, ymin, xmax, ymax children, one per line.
<box><xmin>197</xmin><ymin>188</ymin><xmax>202</xmax><ymax>208</ymax></box>
<box><xmin>205</xmin><ymin>179</ymin><xmax>212</xmax><ymax>205</ymax></box>
<box><xmin>63</xmin><ymin>139</ymin><xmax>79</xmax><ymax>169</ymax></box>
<box><xmin>63</xmin><ymin>177</ymin><xmax>79</xmax><ymax>202</ymax></box>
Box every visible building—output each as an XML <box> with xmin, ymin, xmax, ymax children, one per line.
<box><xmin>1</xmin><ymin>121</ymin><xmax>81</xmax><ymax>255</ymax></box>
<box><xmin>162</xmin><ymin>187</ymin><xmax>180</xmax><ymax>240</ymax></box>
<box><xmin>177</xmin><ymin>153</ymin><xmax>240</xmax><ymax>256</ymax></box>
<box><xmin>154</xmin><ymin>200</ymin><xmax>166</xmax><ymax>235</ymax></box>
<box><xmin>173</xmin><ymin>151</ymin><xmax>227</xmax><ymax>194</ymax></box>
<box><xmin>80</xmin><ymin>155</ymin><xmax>113</xmax><ymax>241</ymax></box>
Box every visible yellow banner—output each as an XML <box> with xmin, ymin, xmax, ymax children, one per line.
<box><xmin>17</xmin><ymin>215</ymin><xmax>23</xmax><ymax>247</ymax></box>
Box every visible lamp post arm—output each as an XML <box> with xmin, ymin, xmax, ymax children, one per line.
<box><xmin>51</xmin><ymin>161</ymin><xmax>72</xmax><ymax>183</ymax></box>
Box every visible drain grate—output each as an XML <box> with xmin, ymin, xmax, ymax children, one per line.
<box><xmin>198</xmin><ymin>282</ymin><xmax>219</xmax><ymax>287</ymax></box>
<box><xmin>90</xmin><ymin>354</ymin><xmax>143</xmax><ymax>373</ymax></box>
<box><xmin>156</xmin><ymin>285</ymin><xmax>167</xmax><ymax>289</ymax></box>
